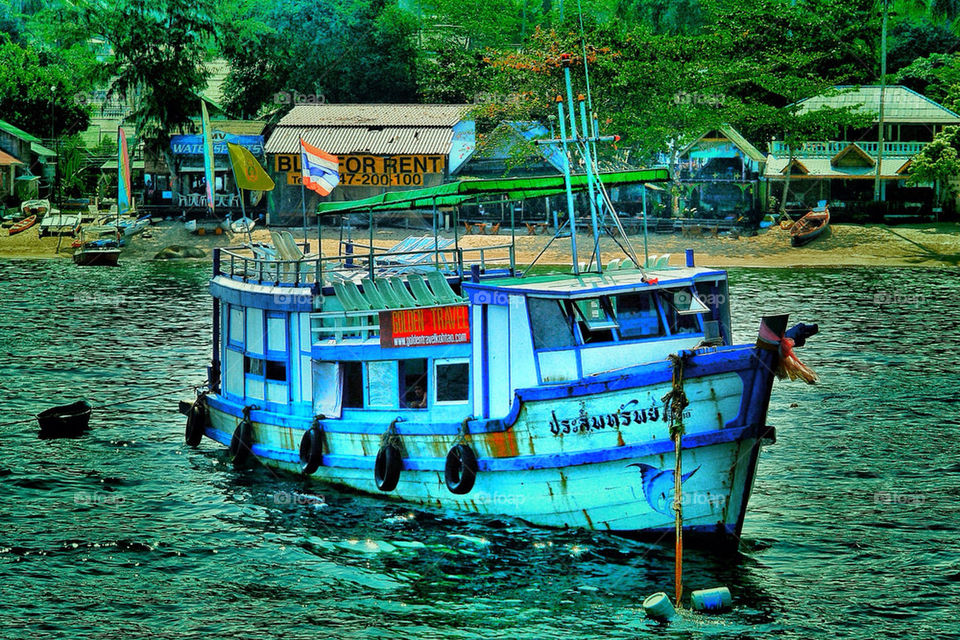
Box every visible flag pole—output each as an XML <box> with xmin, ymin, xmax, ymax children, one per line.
<box><xmin>301</xmin><ymin>166</ymin><xmax>308</xmax><ymax>253</ymax></box>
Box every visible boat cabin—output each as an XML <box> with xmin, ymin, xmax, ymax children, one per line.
<box><xmin>209</xmin><ymin>242</ymin><xmax>730</xmax><ymax>428</ymax></box>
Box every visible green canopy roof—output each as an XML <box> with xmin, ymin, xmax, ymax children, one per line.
<box><xmin>314</xmin><ymin>168</ymin><xmax>669</xmax><ymax>215</ymax></box>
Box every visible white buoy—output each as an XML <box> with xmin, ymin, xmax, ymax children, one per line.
<box><xmin>642</xmin><ymin>592</ymin><xmax>676</xmax><ymax>621</ymax></box>
<box><xmin>690</xmin><ymin>587</ymin><xmax>732</xmax><ymax>612</ymax></box>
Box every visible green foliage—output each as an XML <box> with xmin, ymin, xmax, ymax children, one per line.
<box><xmin>84</xmin><ymin>0</ymin><xmax>217</xmax><ymax>144</ymax></box>
<box><xmin>887</xmin><ymin>19</ymin><xmax>959</xmax><ymax>74</ymax></box>
<box><xmin>417</xmin><ymin>45</ymin><xmax>491</xmax><ymax>103</ymax></box>
<box><xmin>907</xmin><ymin>125</ymin><xmax>960</xmax><ymax>198</ymax></box>
<box><xmin>219</xmin><ymin>0</ymin><xmax>418</xmax><ymax>118</ymax></box>
<box><xmin>0</xmin><ymin>36</ymin><xmax>91</xmax><ymax>137</ymax></box>
<box><xmin>895</xmin><ymin>52</ymin><xmax>960</xmax><ymax>111</ymax></box>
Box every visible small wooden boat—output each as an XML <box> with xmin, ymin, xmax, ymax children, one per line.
<box><xmin>789</xmin><ymin>207</ymin><xmax>830</xmax><ymax>247</ymax></box>
<box><xmin>36</xmin><ymin>400</ymin><xmax>92</xmax><ymax>438</ymax></box>
<box><xmin>8</xmin><ymin>215</ymin><xmax>37</xmax><ymax>235</ymax></box>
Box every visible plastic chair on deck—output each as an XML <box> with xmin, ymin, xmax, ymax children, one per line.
<box><xmin>388</xmin><ymin>277</ymin><xmax>419</xmax><ymax>308</ymax></box>
<box><xmin>408</xmin><ymin>274</ymin><xmax>439</xmax><ymax>306</ymax></box>
<box><xmin>644</xmin><ymin>254</ymin><xmax>659</xmax><ymax>268</ymax></box>
<box><xmin>620</xmin><ymin>258</ymin><xmax>635</xmax><ymax>270</ymax></box>
<box><xmin>426</xmin><ymin>271</ymin><xmax>464</xmax><ymax>305</ymax></box>
<box><xmin>655</xmin><ymin>254</ymin><xmax>670</xmax><ymax>268</ymax></box>
<box><xmin>607</xmin><ymin>258</ymin><xmax>621</xmax><ymax>270</ymax></box>
<box><xmin>361</xmin><ymin>278</ymin><xmax>388</xmax><ymax>309</ymax></box>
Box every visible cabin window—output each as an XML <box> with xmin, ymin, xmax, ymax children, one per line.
<box><xmin>573</xmin><ymin>298</ymin><xmax>618</xmax><ymax>343</ymax></box>
<box><xmin>399</xmin><ymin>358</ymin><xmax>428</xmax><ymax>409</ymax></box>
<box><xmin>528</xmin><ymin>298</ymin><xmax>576</xmax><ymax>350</ymax></box>
<box><xmin>435</xmin><ymin>359</ymin><xmax>469</xmax><ymax>404</ymax></box>
<box><xmin>267</xmin><ymin>314</ymin><xmax>286</xmax><ymax>353</ymax></box>
<box><xmin>342</xmin><ymin>361</ymin><xmax>364</xmax><ymax>408</ymax></box>
<box><xmin>616</xmin><ymin>292</ymin><xmax>664</xmax><ymax>339</ymax></box>
<box><xmin>265</xmin><ymin>360</ymin><xmax>287</xmax><ymax>382</ymax></box>
<box><xmin>245</xmin><ymin>356</ymin><xmax>264</xmax><ymax>376</ymax></box>
<box><xmin>661</xmin><ymin>288</ymin><xmax>704</xmax><ymax>335</ymax></box>
<box><xmin>366</xmin><ymin>361</ymin><xmax>397</xmax><ymax>408</ymax></box>
<box><xmin>229</xmin><ymin>306</ymin><xmax>244</xmax><ymax>345</ymax></box>
<box><xmin>246</xmin><ymin>308</ymin><xmax>264</xmax><ymax>355</ymax></box>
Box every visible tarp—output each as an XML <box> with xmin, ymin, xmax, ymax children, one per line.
<box><xmin>314</xmin><ymin>168</ymin><xmax>670</xmax><ymax>215</ymax></box>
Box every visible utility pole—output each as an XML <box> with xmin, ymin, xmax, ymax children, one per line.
<box><xmin>874</xmin><ymin>0</ymin><xmax>888</xmax><ymax>202</ymax></box>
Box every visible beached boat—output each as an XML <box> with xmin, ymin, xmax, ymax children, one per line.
<box><xmin>789</xmin><ymin>207</ymin><xmax>830</xmax><ymax>247</ymax></box>
<box><xmin>21</xmin><ymin>199</ymin><xmax>51</xmax><ymax>218</ymax></box>
<box><xmin>73</xmin><ymin>225</ymin><xmax>122</xmax><ymax>266</ymax></box>
<box><xmin>8</xmin><ymin>215</ymin><xmax>37</xmax><ymax>236</ymax></box>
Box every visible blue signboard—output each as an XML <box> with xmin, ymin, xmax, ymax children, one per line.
<box><xmin>170</xmin><ymin>132</ymin><xmax>264</xmax><ymax>156</ymax></box>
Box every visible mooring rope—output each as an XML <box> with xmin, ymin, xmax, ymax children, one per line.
<box><xmin>662</xmin><ymin>352</ymin><xmax>690</xmax><ymax>606</ymax></box>
<box><xmin>0</xmin><ymin>380</ymin><xmax>208</xmax><ymax>428</ymax></box>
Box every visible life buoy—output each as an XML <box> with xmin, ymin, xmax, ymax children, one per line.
<box><xmin>374</xmin><ymin>444</ymin><xmax>402</xmax><ymax>491</ymax></box>
<box><xmin>299</xmin><ymin>426</ymin><xmax>324</xmax><ymax>475</ymax></box>
<box><xmin>230</xmin><ymin>420</ymin><xmax>253</xmax><ymax>468</ymax></box>
<box><xmin>444</xmin><ymin>444</ymin><xmax>478</xmax><ymax>495</ymax></box>
<box><xmin>184</xmin><ymin>397</ymin><xmax>207</xmax><ymax>447</ymax></box>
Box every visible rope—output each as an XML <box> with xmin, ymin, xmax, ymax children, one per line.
<box><xmin>380</xmin><ymin>418</ymin><xmax>405</xmax><ymax>455</ymax></box>
<box><xmin>661</xmin><ymin>352</ymin><xmax>689</xmax><ymax>606</ymax></box>
<box><xmin>0</xmin><ymin>380</ymin><xmax>208</xmax><ymax>428</ymax></box>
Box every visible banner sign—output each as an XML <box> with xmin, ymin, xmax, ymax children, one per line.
<box><xmin>380</xmin><ymin>306</ymin><xmax>470</xmax><ymax>348</ymax></box>
<box><xmin>171</xmin><ymin>133</ymin><xmax>264</xmax><ymax>156</ymax></box>
<box><xmin>274</xmin><ymin>153</ymin><xmax>446</xmax><ymax>188</ymax></box>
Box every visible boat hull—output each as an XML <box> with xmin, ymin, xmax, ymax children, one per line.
<box><xmin>200</xmin><ymin>348</ymin><xmax>774</xmax><ymax>539</ymax></box>
<box><xmin>73</xmin><ymin>249</ymin><xmax>121</xmax><ymax>266</ymax></box>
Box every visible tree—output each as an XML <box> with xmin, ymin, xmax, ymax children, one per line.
<box><xmin>219</xmin><ymin>0</ymin><xmax>419</xmax><ymax>117</ymax></box>
<box><xmin>0</xmin><ymin>36</ymin><xmax>91</xmax><ymax>139</ymax></box>
<box><xmin>83</xmin><ymin>0</ymin><xmax>217</xmax><ymax>193</ymax></box>
<box><xmin>907</xmin><ymin>124</ymin><xmax>960</xmax><ymax>206</ymax></box>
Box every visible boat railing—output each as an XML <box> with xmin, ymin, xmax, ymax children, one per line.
<box><xmin>215</xmin><ymin>241</ymin><xmax>516</xmax><ymax>287</ymax></box>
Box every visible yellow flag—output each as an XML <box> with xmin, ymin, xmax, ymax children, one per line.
<box><xmin>226</xmin><ymin>142</ymin><xmax>275</xmax><ymax>191</ymax></box>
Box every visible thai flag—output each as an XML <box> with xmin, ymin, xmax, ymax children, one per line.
<box><xmin>300</xmin><ymin>138</ymin><xmax>340</xmax><ymax>196</ymax></box>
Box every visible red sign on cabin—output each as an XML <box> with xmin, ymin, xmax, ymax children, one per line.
<box><xmin>379</xmin><ymin>306</ymin><xmax>471</xmax><ymax>348</ymax></box>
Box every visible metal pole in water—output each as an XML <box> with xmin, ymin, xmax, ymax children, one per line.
<box><xmin>557</xmin><ymin>96</ymin><xmax>579</xmax><ymax>275</ymax></box>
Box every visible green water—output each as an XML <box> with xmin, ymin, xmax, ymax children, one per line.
<box><xmin>1</xmin><ymin>259</ymin><xmax>958</xmax><ymax>639</ymax></box>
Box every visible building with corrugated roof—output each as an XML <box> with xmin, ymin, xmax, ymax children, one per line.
<box><xmin>764</xmin><ymin>86</ymin><xmax>960</xmax><ymax>214</ymax></box>
<box><xmin>675</xmin><ymin>125</ymin><xmax>766</xmax><ymax>219</ymax></box>
<box><xmin>264</xmin><ymin>104</ymin><xmax>475</xmax><ymax>224</ymax></box>
<box><xmin>0</xmin><ymin>119</ymin><xmax>56</xmax><ymax>201</ymax></box>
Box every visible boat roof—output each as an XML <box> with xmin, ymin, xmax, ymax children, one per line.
<box><xmin>462</xmin><ymin>266</ymin><xmax>725</xmax><ymax>298</ymax></box>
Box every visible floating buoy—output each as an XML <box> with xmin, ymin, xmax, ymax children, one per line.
<box><xmin>690</xmin><ymin>586</ymin><xmax>732</xmax><ymax>612</ymax></box>
<box><xmin>642</xmin><ymin>592</ymin><xmax>676</xmax><ymax>621</ymax></box>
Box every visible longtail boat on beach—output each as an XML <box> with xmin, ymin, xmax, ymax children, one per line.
<box><xmin>789</xmin><ymin>206</ymin><xmax>830</xmax><ymax>247</ymax></box>
<box><xmin>8</xmin><ymin>214</ymin><xmax>37</xmax><ymax>236</ymax></box>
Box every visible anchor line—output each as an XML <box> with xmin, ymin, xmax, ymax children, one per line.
<box><xmin>662</xmin><ymin>352</ymin><xmax>690</xmax><ymax>606</ymax></box>
<box><xmin>0</xmin><ymin>380</ymin><xmax>208</xmax><ymax>428</ymax></box>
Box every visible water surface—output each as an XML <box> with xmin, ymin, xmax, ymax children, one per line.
<box><xmin>1</xmin><ymin>259</ymin><xmax>958</xmax><ymax>639</ymax></box>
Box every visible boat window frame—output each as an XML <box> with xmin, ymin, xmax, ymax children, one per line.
<box><xmin>399</xmin><ymin>358</ymin><xmax>429</xmax><ymax>410</ymax></box>
<box><xmin>228</xmin><ymin>304</ymin><xmax>244</xmax><ymax>347</ymax></box>
<box><xmin>433</xmin><ymin>357</ymin><xmax>470</xmax><ymax>406</ymax></box>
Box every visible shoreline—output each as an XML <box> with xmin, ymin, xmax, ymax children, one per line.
<box><xmin>1</xmin><ymin>221</ymin><xmax>957</xmax><ymax>268</ymax></box>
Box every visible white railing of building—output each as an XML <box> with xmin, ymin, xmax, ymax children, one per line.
<box><xmin>769</xmin><ymin>141</ymin><xmax>928</xmax><ymax>156</ymax></box>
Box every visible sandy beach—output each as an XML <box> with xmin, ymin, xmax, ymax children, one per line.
<box><xmin>1</xmin><ymin>220</ymin><xmax>958</xmax><ymax>268</ymax></box>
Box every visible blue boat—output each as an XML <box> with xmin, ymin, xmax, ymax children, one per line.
<box><xmin>183</xmin><ymin>65</ymin><xmax>818</xmax><ymax>541</ymax></box>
